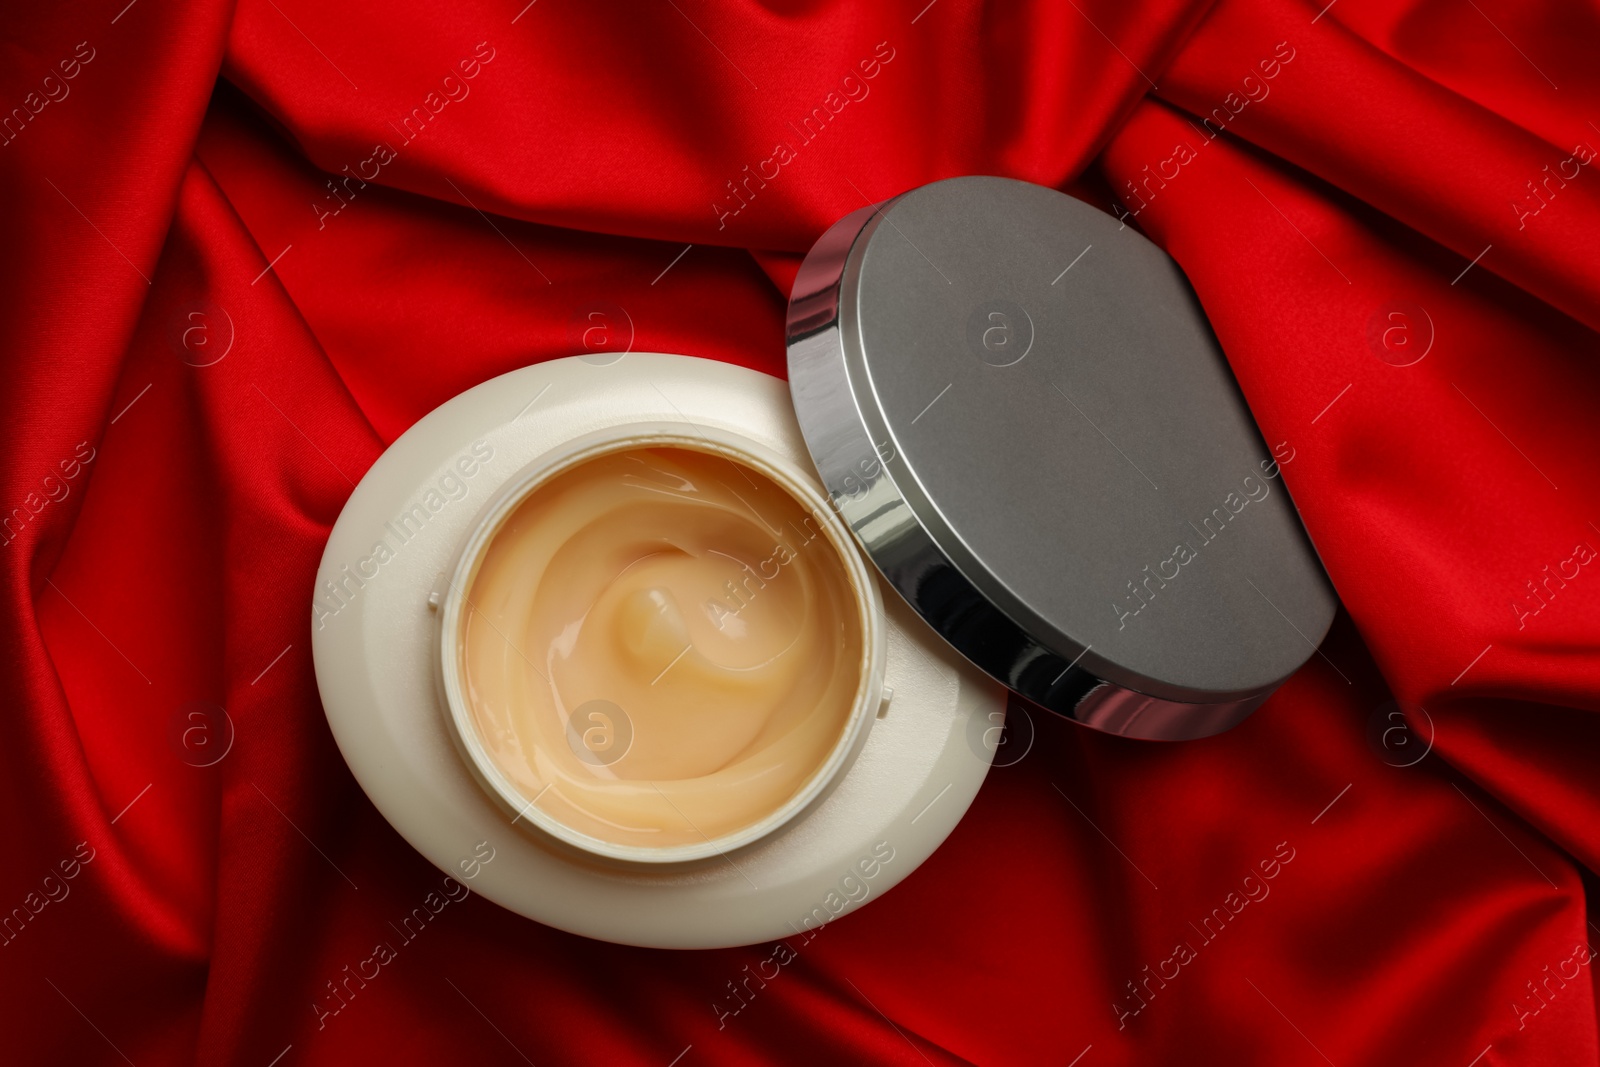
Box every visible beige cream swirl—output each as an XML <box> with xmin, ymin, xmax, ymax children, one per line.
<box><xmin>459</xmin><ymin>445</ymin><xmax>865</xmax><ymax>851</ymax></box>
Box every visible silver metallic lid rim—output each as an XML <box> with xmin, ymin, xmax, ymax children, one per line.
<box><xmin>786</xmin><ymin>195</ymin><xmax>1275</xmax><ymax>741</ymax></box>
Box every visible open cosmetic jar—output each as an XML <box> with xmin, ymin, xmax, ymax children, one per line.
<box><xmin>312</xmin><ymin>176</ymin><xmax>1337</xmax><ymax>947</ymax></box>
<box><xmin>313</xmin><ymin>354</ymin><xmax>1003</xmax><ymax>948</ymax></box>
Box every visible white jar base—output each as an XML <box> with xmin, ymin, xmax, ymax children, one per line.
<box><xmin>311</xmin><ymin>353</ymin><xmax>1005</xmax><ymax>949</ymax></box>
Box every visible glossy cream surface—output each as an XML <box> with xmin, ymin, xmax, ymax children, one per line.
<box><xmin>459</xmin><ymin>445</ymin><xmax>865</xmax><ymax>850</ymax></box>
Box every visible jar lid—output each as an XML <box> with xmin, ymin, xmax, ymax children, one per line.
<box><xmin>786</xmin><ymin>176</ymin><xmax>1337</xmax><ymax>740</ymax></box>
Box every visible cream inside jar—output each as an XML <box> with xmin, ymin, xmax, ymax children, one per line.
<box><xmin>441</xmin><ymin>434</ymin><xmax>878</xmax><ymax>862</ymax></box>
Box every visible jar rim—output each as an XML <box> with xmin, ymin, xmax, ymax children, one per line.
<box><xmin>434</xmin><ymin>422</ymin><xmax>886</xmax><ymax>866</ymax></box>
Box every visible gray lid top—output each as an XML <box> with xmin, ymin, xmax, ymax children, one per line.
<box><xmin>787</xmin><ymin>176</ymin><xmax>1337</xmax><ymax>740</ymax></box>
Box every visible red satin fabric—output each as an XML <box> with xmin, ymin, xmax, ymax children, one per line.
<box><xmin>3</xmin><ymin>0</ymin><xmax>1597</xmax><ymax>1063</ymax></box>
